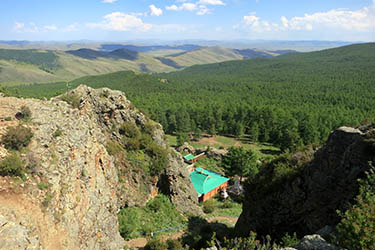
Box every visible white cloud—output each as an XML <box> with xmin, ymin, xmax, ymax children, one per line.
<box><xmin>14</xmin><ymin>22</ymin><xmax>80</xmax><ymax>33</ymax></box>
<box><xmin>14</xmin><ymin>22</ymin><xmax>39</xmax><ymax>33</ymax></box>
<box><xmin>197</xmin><ymin>0</ymin><xmax>225</xmax><ymax>5</ymax></box>
<box><xmin>149</xmin><ymin>5</ymin><xmax>163</xmax><ymax>16</ymax></box>
<box><xmin>241</xmin><ymin>4</ymin><xmax>375</xmax><ymax>34</ymax></box>
<box><xmin>62</xmin><ymin>23</ymin><xmax>79</xmax><ymax>32</ymax></box>
<box><xmin>243</xmin><ymin>13</ymin><xmax>260</xmax><ymax>27</ymax></box>
<box><xmin>197</xmin><ymin>5</ymin><xmax>211</xmax><ymax>15</ymax></box>
<box><xmin>102</xmin><ymin>0</ymin><xmax>117</xmax><ymax>3</ymax></box>
<box><xmin>166</xmin><ymin>5</ymin><xmax>179</xmax><ymax>11</ymax></box>
<box><xmin>166</xmin><ymin>0</ymin><xmax>224</xmax><ymax>15</ymax></box>
<box><xmin>14</xmin><ymin>22</ymin><xmax>25</xmax><ymax>31</ymax></box>
<box><xmin>87</xmin><ymin>12</ymin><xmax>152</xmax><ymax>32</ymax></box>
<box><xmin>166</xmin><ymin>3</ymin><xmax>197</xmax><ymax>11</ymax></box>
<box><xmin>281</xmin><ymin>16</ymin><xmax>289</xmax><ymax>28</ymax></box>
<box><xmin>44</xmin><ymin>25</ymin><xmax>57</xmax><ymax>31</ymax></box>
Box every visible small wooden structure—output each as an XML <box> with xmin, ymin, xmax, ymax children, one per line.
<box><xmin>183</xmin><ymin>153</ymin><xmax>205</xmax><ymax>164</ymax></box>
<box><xmin>190</xmin><ymin>167</ymin><xmax>229</xmax><ymax>202</ymax></box>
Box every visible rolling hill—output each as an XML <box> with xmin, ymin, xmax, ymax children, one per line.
<box><xmin>0</xmin><ymin>46</ymin><xmax>292</xmax><ymax>86</ymax></box>
<box><xmin>10</xmin><ymin>43</ymin><xmax>375</xmax><ymax>149</ymax></box>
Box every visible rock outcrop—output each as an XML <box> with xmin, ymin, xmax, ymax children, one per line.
<box><xmin>0</xmin><ymin>85</ymin><xmax>200</xmax><ymax>249</ymax></box>
<box><xmin>290</xmin><ymin>234</ymin><xmax>342</xmax><ymax>250</ymax></box>
<box><xmin>235</xmin><ymin>125</ymin><xmax>375</xmax><ymax>239</ymax></box>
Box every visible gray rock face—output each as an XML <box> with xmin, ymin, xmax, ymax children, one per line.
<box><xmin>292</xmin><ymin>235</ymin><xmax>342</xmax><ymax>250</ymax></box>
<box><xmin>0</xmin><ymin>85</ymin><xmax>201</xmax><ymax>249</ymax></box>
<box><xmin>0</xmin><ymin>207</ymin><xmax>40</xmax><ymax>250</ymax></box>
<box><xmin>235</xmin><ymin>125</ymin><xmax>375</xmax><ymax>239</ymax></box>
<box><xmin>159</xmin><ymin>151</ymin><xmax>202</xmax><ymax>215</ymax></box>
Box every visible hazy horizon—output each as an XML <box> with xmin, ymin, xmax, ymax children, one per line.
<box><xmin>1</xmin><ymin>0</ymin><xmax>374</xmax><ymax>42</ymax></box>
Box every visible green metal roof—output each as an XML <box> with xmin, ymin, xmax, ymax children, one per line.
<box><xmin>184</xmin><ymin>154</ymin><xmax>195</xmax><ymax>161</ymax></box>
<box><xmin>190</xmin><ymin>167</ymin><xmax>229</xmax><ymax>196</ymax></box>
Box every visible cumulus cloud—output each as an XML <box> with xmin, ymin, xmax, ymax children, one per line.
<box><xmin>44</xmin><ymin>25</ymin><xmax>57</xmax><ymax>31</ymax></box>
<box><xmin>197</xmin><ymin>0</ymin><xmax>225</xmax><ymax>5</ymax></box>
<box><xmin>149</xmin><ymin>5</ymin><xmax>163</xmax><ymax>16</ymax></box>
<box><xmin>241</xmin><ymin>4</ymin><xmax>375</xmax><ymax>33</ymax></box>
<box><xmin>102</xmin><ymin>0</ymin><xmax>117</xmax><ymax>3</ymax></box>
<box><xmin>166</xmin><ymin>0</ymin><xmax>225</xmax><ymax>15</ymax></box>
<box><xmin>14</xmin><ymin>22</ymin><xmax>79</xmax><ymax>33</ymax></box>
<box><xmin>87</xmin><ymin>12</ymin><xmax>152</xmax><ymax>32</ymax></box>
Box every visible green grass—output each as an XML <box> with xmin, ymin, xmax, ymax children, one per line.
<box><xmin>166</xmin><ymin>134</ymin><xmax>281</xmax><ymax>160</ymax></box>
<box><xmin>117</xmin><ymin>194</ymin><xmax>185</xmax><ymax>240</ymax></box>
<box><xmin>166</xmin><ymin>135</ymin><xmax>177</xmax><ymax>147</ymax></box>
<box><xmin>202</xmin><ymin>197</ymin><xmax>242</xmax><ymax>218</ymax></box>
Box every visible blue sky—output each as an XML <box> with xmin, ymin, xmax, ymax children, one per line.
<box><xmin>1</xmin><ymin>0</ymin><xmax>374</xmax><ymax>41</ymax></box>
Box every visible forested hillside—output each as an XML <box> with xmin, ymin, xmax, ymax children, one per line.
<box><xmin>9</xmin><ymin>43</ymin><xmax>375</xmax><ymax>151</ymax></box>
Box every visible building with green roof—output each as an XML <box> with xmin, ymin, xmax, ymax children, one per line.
<box><xmin>183</xmin><ymin>153</ymin><xmax>205</xmax><ymax>164</ymax></box>
<box><xmin>190</xmin><ymin>167</ymin><xmax>229</xmax><ymax>202</ymax></box>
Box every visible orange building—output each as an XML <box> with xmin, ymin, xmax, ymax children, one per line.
<box><xmin>190</xmin><ymin>167</ymin><xmax>229</xmax><ymax>202</ymax></box>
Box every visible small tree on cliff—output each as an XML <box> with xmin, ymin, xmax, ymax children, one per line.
<box><xmin>222</xmin><ymin>146</ymin><xmax>258</xmax><ymax>182</ymax></box>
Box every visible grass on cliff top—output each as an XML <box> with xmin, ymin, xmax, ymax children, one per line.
<box><xmin>118</xmin><ymin>194</ymin><xmax>185</xmax><ymax>240</ymax></box>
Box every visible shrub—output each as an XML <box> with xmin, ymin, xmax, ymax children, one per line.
<box><xmin>166</xmin><ymin>239</ymin><xmax>183</xmax><ymax>250</ymax></box>
<box><xmin>0</xmin><ymin>152</ymin><xmax>24</xmax><ymax>177</ymax></box>
<box><xmin>223</xmin><ymin>232</ymin><xmax>280</xmax><ymax>250</ymax></box>
<box><xmin>144</xmin><ymin>239</ymin><xmax>168</xmax><ymax>250</ymax></box>
<box><xmin>143</xmin><ymin>121</ymin><xmax>157</xmax><ymax>135</ymax></box>
<box><xmin>203</xmin><ymin>199</ymin><xmax>216</xmax><ymax>214</ymax></box>
<box><xmin>119</xmin><ymin>122</ymin><xmax>140</xmax><ymax>138</ymax></box>
<box><xmin>123</xmin><ymin>137</ymin><xmax>141</xmax><ymax>151</ymax></box>
<box><xmin>335</xmin><ymin>167</ymin><xmax>375</xmax><ymax>250</ymax></box>
<box><xmin>60</xmin><ymin>93</ymin><xmax>81</xmax><ymax>109</ymax></box>
<box><xmin>52</xmin><ymin>128</ymin><xmax>63</xmax><ymax>138</ymax></box>
<box><xmin>1</xmin><ymin>125</ymin><xmax>33</xmax><ymax>150</ymax></box>
<box><xmin>280</xmin><ymin>232</ymin><xmax>299</xmax><ymax>247</ymax></box>
<box><xmin>20</xmin><ymin>106</ymin><xmax>32</xmax><ymax>121</ymax></box>
<box><xmin>106</xmin><ymin>140</ymin><xmax>123</xmax><ymax>155</ymax></box>
<box><xmin>118</xmin><ymin>195</ymin><xmax>184</xmax><ymax>240</ymax></box>
<box><xmin>147</xmin><ymin>143</ymin><xmax>169</xmax><ymax>176</ymax></box>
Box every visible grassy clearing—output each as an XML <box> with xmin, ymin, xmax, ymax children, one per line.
<box><xmin>166</xmin><ymin>135</ymin><xmax>177</xmax><ymax>147</ymax></box>
<box><xmin>118</xmin><ymin>194</ymin><xmax>186</xmax><ymax>240</ymax></box>
<box><xmin>166</xmin><ymin>134</ymin><xmax>281</xmax><ymax>159</ymax></box>
<box><xmin>202</xmin><ymin>198</ymin><xmax>242</xmax><ymax>218</ymax></box>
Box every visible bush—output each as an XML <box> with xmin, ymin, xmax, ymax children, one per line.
<box><xmin>203</xmin><ymin>199</ymin><xmax>216</xmax><ymax>214</ymax></box>
<box><xmin>123</xmin><ymin>137</ymin><xmax>141</xmax><ymax>151</ymax></box>
<box><xmin>147</xmin><ymin>143</ymin><xmax>169</xmax><ymax>176</ymax></box>
<box><xmin>20</xmin><ymin>106</ymin><xmax>32</xmax><ymax>121</ymax></box>
<box><xmin>119</xmin><ymin>122</ymin><xmax>141</xmax><ymax>138</ymax></box>
<box><xmin>118</xmin><ymin>195</ymin><xmax>184</xmax><ymax>240</ymax></box>
<box><xmin>0</xmin><ymin>152</ymin><xmax>24</xmax><ymax>177</ymax></box>
<box><xmin>335</xmin><ymin>167</ymin><xmax>375</xmax><ymax>250</ymax></box>
<box><xmin>166</xmin><ymin>239</ymin><xmax>183</xmax><ymax>250</ymax></box>
<box><xmin>144</xmin><ymin>239</ymin><xmax>168</xmax><ymax>250</ymax></box>
<box><xmin>1</xmin><ymin>125</ymin><xmax>33</xmax><ymax>150</ymax></box>
<box><xmin>223</xmin><ymin>232</ymin><xmax>280</xmax><ymax>250</ymax></box>
<box><xmin>280</xmin><ymin>232</ymin><xmax>299</xmax><ymax>247</ymax></box>
<box><xmin>106</xmin><ymin>141</ymin><xmax>123</xmax><ymax>155</ymax></box>
<box><xmin>52</xmin><ymin>128</ymin><xmax>63</xmax><ymax>138</ymax></box>
<box><xmin>60</xmin><ymin>93</ymin><xmax>81</xmax><ymax>109</ymax></box>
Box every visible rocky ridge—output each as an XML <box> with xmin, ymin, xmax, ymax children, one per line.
<box><xmin>235</xmin><ymin>125</ymin><xmax>375</xmax><ymax>239</ymax></box>
<box><xmin>0</xmin><ymin>85</ymin><xmax>200</xmax><ymax>249</ymax></box>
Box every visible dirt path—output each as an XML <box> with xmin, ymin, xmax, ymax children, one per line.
<box><xmin>208</xmin><ymin>216</ymin><xmax>238</xmax><ymax>224</ymax></box>
<box><xmin>197</xmin><ymin>136</ymin><xmax>223</xmax><ymax>147</ymax></box>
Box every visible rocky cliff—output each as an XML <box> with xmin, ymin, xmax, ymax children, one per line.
<box><xmin>235</xmin><ymin>125</ymin><xmax>375</xmax><ymax>239</ymax></box>
<box><xmin>0</xmin><ymin>85</ymin><xmax>200</xmax><ymax>249</ymax></box>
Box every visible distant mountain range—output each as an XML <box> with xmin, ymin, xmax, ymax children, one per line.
<box><xmin>0</xmin><ymin>40</ymin><xmax>357</xmax><ymax>51</ymax></box>
<box><xmin>0</xmin><ymin>45</ymin><xmax>297</xmax><ymax>86</ymax></box>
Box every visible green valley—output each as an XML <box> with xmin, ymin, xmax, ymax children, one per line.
<box><xmin>8</xmin><ymin>43</ymin><xmax>375</xmax><ymax>152</ymax></box>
